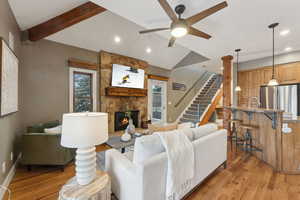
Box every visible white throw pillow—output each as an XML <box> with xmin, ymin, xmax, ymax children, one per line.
<box><xmin>44</xmin><ymin>125</ymin><xmax>62</xmax><ymax>134</ymax></box>
<box><xmin>178</xmin><ymin>128</ymin><xmax>194</xmax><ymax>141</ymax></box>
<box><xmin>133</xmin><ymin>134</ymin><xmax>165</xmax><ymax>164</ymax></box>
<box><xmin>192</xmin><ymin>123</ymin><xmax>218</xmax><ymax>140</ymax></box>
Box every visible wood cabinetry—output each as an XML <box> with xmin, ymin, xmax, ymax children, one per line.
<box><xmin>278</xmin><ymin>62</ymin><xmax>300</xmax><ymax>84</ymax></box>
<box><xmin>282</xmin><ymin>122</ymin><xmax>300</xmax><ymax>173</ymax></box>
<box><xmin>237</xmin><ymin>61</ymin><xmax>300</xmax><ymax>106</ymax></box>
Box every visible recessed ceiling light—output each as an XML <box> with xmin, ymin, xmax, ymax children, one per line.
<box><xmin>146</xmin><ymin>47</ymin><xmax>152</xmax><ymax>53</ymax></box>
<box><xmin>114</xmin><ymin>36</ymin><xmax>121</xmax><ymax>43</ymax></box>
<box><xmin>280</xmin><ymin>29</ymin><xmax>290</xmax><ymax>36</ymax></box>
<box><xmin>284</xmin><ymin>47</ymin><xmax>292</xmax><ymax>52</ymax></box>
<box><xmin>220</xmin><ymin>67</ymin><xmax>224</xmax><ymax>70</ymax></box>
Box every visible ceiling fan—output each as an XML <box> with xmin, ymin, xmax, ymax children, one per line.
<box><xmin>139</xmin><ymin>0</ymin><xmax>228</xmax><ymax>47</ymax></box>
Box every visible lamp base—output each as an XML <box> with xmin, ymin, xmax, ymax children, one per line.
<box><xmin>75</xmin><ymin>147</ymin><xmax>96</xmax><ymax>185</ymax></box>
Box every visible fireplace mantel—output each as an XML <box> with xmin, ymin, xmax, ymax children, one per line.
<box><xmin>106</xmin><ymin>87</ymin><xmax>147</xmax><ymax>97</ymax></box>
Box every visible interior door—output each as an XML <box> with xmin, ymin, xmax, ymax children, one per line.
<box><xmin>148</xmin><ymin>79</ymin><xmax>167</xmax><ymax>124</ymax></box>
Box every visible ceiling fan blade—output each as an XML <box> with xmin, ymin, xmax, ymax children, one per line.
<box><xmin>188</xmin><ymin>27</ymin><xmax>212</xmax><ymax>39</ymax></box>
<box><xmin>186</xmin><ymin>1</ymin><xmax>228</xmax><ymax>25</ymax></box>
<box><xmin>139</xmin><ymin>27</ymin><xmax>170</xmax><ymax>34</ymax></box>
<box><xmin>168</xmin><ymin>37</ymin><xmax>176</xmax><ymax>47</ymax></box>
<box><xmin>158</xmin><ymin>0</ymin><xmax>178</xmax><ymax>21</ymax></box>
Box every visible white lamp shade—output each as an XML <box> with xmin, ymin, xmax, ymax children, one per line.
<box><xmin>61</xmin><ymin>112</ymin><xmax>108</xmax><ymax>148</ymax></box>
<box><xmin>235</xmin><ymin>86</ymin><xmax>241</xmax><ymax>92</ymax></box>
<box><xmin>268</xmin><ymin>78</ymin><xmax>279</xmax><ymax>86</ymax></box>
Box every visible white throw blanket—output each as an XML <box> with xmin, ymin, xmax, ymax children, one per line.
<box><xmin>155</xmin><ymin>130</ymin><xmax>194</xmax><ymax>200</ymax></box>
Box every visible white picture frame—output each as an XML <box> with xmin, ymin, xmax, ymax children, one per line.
<box><xmin>0</xmin><ymin>38</ymin><xmax>19</xmax><ymax>117</ymax></box>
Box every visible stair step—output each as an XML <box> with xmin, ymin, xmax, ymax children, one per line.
<box><xmin>195</xmin><ymin>97</ymin><xmax>213</xmax><ymax>101</ymax></box>
<box><xmin>179</xmin><ymin>74</ymin><xmax>222</xmax><ymax>123</ymax></box>
<box><xmin>183</xmin><ymin>114</ymin><xmax>200</xmax><ymax>120</ymax></box>
<box><xmin>193</xmin><ymin>101</ymin><xmax>211</xmax><ymax>104</ymax></box>
<box><xmin>186</xmin><ymin>105</ymin><xmax>205</xmax><ymax>111</ymax></box>
<box><xmin>186</xmin><ymin>110</ymin><xmax>200</xmax><ymax>115</ymax></box>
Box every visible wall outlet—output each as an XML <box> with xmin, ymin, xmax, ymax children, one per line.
<box><xmin>2</xmin><ymin>162</ymin><xmax>6</xmax><ymax>174</ymax></box>
<box><xmin>10</xmin><ymin>152</ymin><xmax>13</xmax><ymax>161</ymax></box>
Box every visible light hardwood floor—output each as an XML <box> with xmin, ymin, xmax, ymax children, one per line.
<box><xmin>3</xmin><ymin>143</ymin><xmax>300</xmax><ymax>200</ymax></box>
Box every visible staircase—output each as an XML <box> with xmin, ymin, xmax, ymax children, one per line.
<box><xmin>179</xmin><ymin>74</ymin><xmax>223</xmax><ymax>124</ymax></box>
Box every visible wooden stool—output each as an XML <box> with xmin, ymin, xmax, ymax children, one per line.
<box><xmin>228</xmin><ymin>119</ymin><xmax>243</xmax><ymax>151</ymax></box>
<box><xmin>59</xmin><ymin>171</ymin><xmax>111</xmax><ymax>200</ymax></box>
<box><xmin>240</xmin><ymin>124</ymin><xmax>262</xmax><ymax>155</ymax></box>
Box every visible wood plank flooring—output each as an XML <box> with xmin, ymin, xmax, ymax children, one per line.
<box><xmin>3</xmin><ymin>143</ymin><xmax>300</xmax><ymax>200</ymax></box>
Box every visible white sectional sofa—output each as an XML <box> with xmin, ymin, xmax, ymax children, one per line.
<box><xmin>105</xmin><ymin>123</ymin><xmax>227</xmax><ymax>200</ymax></box>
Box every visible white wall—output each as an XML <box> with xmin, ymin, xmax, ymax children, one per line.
<box><xmin>239</xmin><ymin>50</ymin><xmax>300</xmax><ymax>70</ymax></box>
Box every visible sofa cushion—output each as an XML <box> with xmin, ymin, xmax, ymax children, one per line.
<box><xmin>178</xmin><ymin>128</ymin><xmax>194</xmax><ymax>141</ymax></box>
<box><xmin>43</xmin><ymin>120</ymin><xmax>60</xmax><ymax>129</ymax></box>
<box><xmin>27</xmin><ymin>120</ymin><xmax>60</xmax><ymax>133</ymax></box>
<box><xmin>133</xmin><ymin>134</ymin><xmax>165</xmax><ymax>164</ymax></box>
<box><xmin>192</xmin><ymin>123</ymin><xmax>218</xmax><ymax>140</ymax></box>
<box><xmin>27</xmin><ymin>124</ymin><xmax>44</xmax><ymax>133</ymax></box>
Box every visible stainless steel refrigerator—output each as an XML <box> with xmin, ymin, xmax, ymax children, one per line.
<box><xmin>260</xmin><ymin>84</ymin><xmax>299</xmax><ymax>119</ymax></box>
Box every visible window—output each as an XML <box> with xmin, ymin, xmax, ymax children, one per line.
<box><xmin>69</xmin><ymin>68</ymin><xmax>97</xmax><ymax>112</ymax></box>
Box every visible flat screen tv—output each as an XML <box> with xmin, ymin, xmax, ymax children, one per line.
<box><xmin>111</xmin><ymin>64</ymin><xmax>145</xmax><ymax>89</ymax></box>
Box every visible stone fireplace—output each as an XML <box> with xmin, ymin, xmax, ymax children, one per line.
<box><xmin>114</xmin><ymin>110</ymin><xmax>139</xmax><ymax>131</ymax></box>
<box><xmin>99</xmin><ymin>51</ymin><xmax>148</xmax><ymax>133</ymax></box>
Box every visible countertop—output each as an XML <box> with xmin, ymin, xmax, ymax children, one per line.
<box><xmin>224</xmin><ymin>106</ymin><xmax>300</xmax><ymax>123</ymax></box>
<box><xmin>283</xmin><ymin>117</ymin><xmax>300</xmax><ymax>123</ymax></box>
<box><xmin>223</xmin><ymin>106</ymin><xmax>284</xmax><ymax>113</ymax></box>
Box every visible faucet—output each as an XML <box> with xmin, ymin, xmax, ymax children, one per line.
<box><xmin>248</xmin><ymin>97</ymin><xmax>261</xmax><ymax>108</ymax></box>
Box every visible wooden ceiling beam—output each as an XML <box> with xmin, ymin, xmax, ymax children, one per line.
<box><xmin>25</xmin><ymin>2</ymin><xmax>106</xmax><ymax>41</ymax></box>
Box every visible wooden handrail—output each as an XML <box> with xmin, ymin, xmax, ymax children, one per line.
<box><xmin>174</xmin><ymin>71</ymin><xmax>212</xmax><ymax>108</ymax></box>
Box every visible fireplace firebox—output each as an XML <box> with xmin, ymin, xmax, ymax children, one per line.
<box><xmin>115</xmin><ymin>110</ymin><xmax>139</xmax><ymax>131</ymax></box>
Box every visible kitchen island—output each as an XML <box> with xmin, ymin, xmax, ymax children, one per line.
<box><xmin>225</xmin><ymin>106</ymin><xmax>300</xmax><ymax>174</ymax></box>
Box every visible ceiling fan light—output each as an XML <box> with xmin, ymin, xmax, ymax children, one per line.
<box><xmin>268</xmin><ymin>79</ymin><xmax>279</xmax><ymax>86</ymax></box>
<box><xmin>171</xmin><ymin>27</ymin><xmax>188</xmax><ymax>38</ymax></box>
<box><xmin>235</xmin><ymin>86</ymin><xmax>241</xmax><ymax>92</ymax></box>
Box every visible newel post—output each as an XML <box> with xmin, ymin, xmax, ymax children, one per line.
<box><xmin>221</xmin><ymin>55</ymin><xmax>233</xmax><ymax>131</ymax></box>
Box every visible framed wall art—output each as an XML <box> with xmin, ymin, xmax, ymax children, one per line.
<box><xmin>0</xmin><ymin>38</ymin><xmax>19</xmax><ymax>117</ymax></box>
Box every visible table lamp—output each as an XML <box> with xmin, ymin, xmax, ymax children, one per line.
<box><xmin>61</xmin><ymin>112</ymin><xmax>108</xmax><ymax>185</ymax></box>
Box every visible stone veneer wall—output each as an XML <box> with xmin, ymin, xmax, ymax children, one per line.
<box><xmin>99</xmin><ymin>51</ymin><xmax>148</xmax><ymax>133</ymax></box>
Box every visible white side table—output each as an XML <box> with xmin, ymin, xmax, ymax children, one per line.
<box><xmin>59</xmin><ymin>171</ymin><xmax>111</xmax><ymax>200</ymax></box>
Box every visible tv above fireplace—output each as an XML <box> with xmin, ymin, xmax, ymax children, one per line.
<box><xmin>111</xmin><ymin>64</ymin><xmax>145</xmax><ymax>89</ymax></box>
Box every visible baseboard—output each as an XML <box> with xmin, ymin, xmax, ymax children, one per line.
<box><xmin>0</xmin><ymin>153</ymin><xmax>21</xmax><ymax>200</ymax></box>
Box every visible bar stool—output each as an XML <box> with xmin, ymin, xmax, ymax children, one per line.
<box><xmin>228</xmin><ymin>119</ymin><xmax>243</xmax><ymax>151</ymax></box>
<box><xmin>239</xmin><ymin>124</ymin><xmax>262</xmax><ymax>156</ymax></box>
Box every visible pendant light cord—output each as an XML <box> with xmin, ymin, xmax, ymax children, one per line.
<box><xmin>235</xmin><ymin>49</ymin><xmax>241</xmax><ymax>86</ymax></box>
<box><xmin>237</xmin><ymin>51</ymin><xmax>239</xmax><ymax>83</ymax></box>
<box><xmin>272</xmin><ymin>26</ymin><xmax>275</xmax><ymax>79</ymax></box>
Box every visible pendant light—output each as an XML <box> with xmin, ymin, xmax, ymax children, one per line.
<box><xmin>235</xmin><ymin>49</ymin><xmax>242</xmax><ymax>92</ymax></box>
<box><xmin>268</xmin><ymin>23</ymin><xmax>279</xmax><ymax>86</ymax></box>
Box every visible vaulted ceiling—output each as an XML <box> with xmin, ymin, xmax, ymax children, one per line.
<box><xmin>91</xmin><ymin>0</ymin><xmax>300</xmax><ymax>70</ymax></box>
<box><xmin>9</xmin><ymin>0</ymin><xmax>300</xmax><ymax>72</ymax></box>
<box><xmin>8</xmin><ymin>0</ymin><xmax>203</xmax><ymax>70</ymax></box>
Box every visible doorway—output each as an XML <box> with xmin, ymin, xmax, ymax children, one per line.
<box><xmin>148</xmin><ymin>79</ymin><xmax>167</xmax><ymax>124</ymax></box>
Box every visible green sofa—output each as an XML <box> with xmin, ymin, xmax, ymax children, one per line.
<box><xmin>20</xmin><ymin>121</ymin><xmax>75</xmax><ymax>170</ymax></box>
